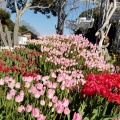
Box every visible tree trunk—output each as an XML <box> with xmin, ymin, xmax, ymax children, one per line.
<box><xmin>114</xmin><ymin>22</ymin><xmax>120</xmax><ymax>54</ymax></box>
<box><xmin>98</xmin><ymin>0</ymin><xmax>105</xmax><ymax>29</ymax></box>
<box><xmin>56</xmin><ymin>18</ymin><xmax>64</xmax><ymax>35</ymax></box>
<box><xmin>14</xmin><ymin>16</ymin><xmax>20</xmax><ymax>46</ymax></box>
<box><xmin>56</xmin><ymin>0</ymin><xmax>66</xmax><ymax>35</ymax></box>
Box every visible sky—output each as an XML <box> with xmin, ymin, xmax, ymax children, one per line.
<box><xmin>9</xmin><ymin>1</ymin><xmax>96</xmax><ymax>36</ymax></box>
<box><xmin>11</xmin><ymin>10</ymin><xmax>71</xmax><ymax>35</ymax></box>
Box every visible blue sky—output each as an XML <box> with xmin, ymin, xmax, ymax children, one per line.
<box><xmin>10</xmin><ymin>10</ymin><xmax>71</xmax><ymax>35</ymax></box>
<box><xmin>10</xmin><ymin>1</ymin><xmax>95</xmax><ymax>35</ymax></box>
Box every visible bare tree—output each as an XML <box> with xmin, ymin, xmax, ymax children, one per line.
<box><xmin>55</xmin><ymin>0</ymin><xmax>67</xmax><ymax>35</ymax></box>
<box><xmin>56</xmin><ymin>0</ymin><xmax>102</xmax><ymax>35</ymax></box>
<box><xmin>95</xmin><ymin>0</ymin><xmax>117</xmax><ymax>61</ymax></box>
<box><xmin>80</xmin><ymin>0</ymin><xmax>101</xmax><ymax>4</ymax></box>
<box><xmin>55</xmin><ymin>0</ymin><xmax>81</xmax><ymax>35</ymax></box>
<box><xmin>20</xmin><ymin>20</ymin><xmax>40</xmax><ymax>36</ymax></box>
<box><xmin>7</xmin><ymin>0</ymin><xmax>55</xmax><ymax>46</ymax></box>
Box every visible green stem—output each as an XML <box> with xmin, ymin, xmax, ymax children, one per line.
<box><xmin>102</xmin><ymin>101</ymin><xmax>109</xmax><ymax>116</ymax></box>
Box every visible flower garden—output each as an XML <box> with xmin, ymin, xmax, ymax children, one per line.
<box><xmin>0</xmin><ymin>34</ymin><xmax>120</xmax><ymax>120</ymax></box>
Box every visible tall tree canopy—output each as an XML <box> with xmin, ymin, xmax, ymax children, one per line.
<box><xmin>7</xmin><ymin>0</ymin><xmax>55</xmax><ymax>13</ymax></box>
<box><xmin>31</xmin><ymin>0</ymin><xmax>82</xmax><ymax>34</ymax></box>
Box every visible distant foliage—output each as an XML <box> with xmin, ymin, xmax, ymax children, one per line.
<box><xmin>0</xmin><ymin>8</ymin><xmax>14</xmax><ymax>31</ymax></box>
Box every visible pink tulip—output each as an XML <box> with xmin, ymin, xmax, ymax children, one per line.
<box><xmin>48</xmin><ymin>102</ymin><xmax>52</xmax><ymax>107</ymax></box>
<box><xmin>62</xmin><ymin>98</ymin><xmax>69</xmax><ymax>107</ymax></box>
<box><xmin>22</xmin><ymin>76</ymin><xmax>33</xmax><ymax>82</ymax></box>
<box><xmin>64</xmin><ymin>107</ymin><xmax>70</xmax><ymax>115</ymax></box>
<box><xmin>39</xmin><ymin>87</ymin><xmax>46</xmax><ymax>95</ymax></box>
<box><xmin>0</xmin><ymin>79</ymin><xmax>4</xmax><ymax>85</ymax></box>
<box><xmin>18</xmin><ymin>105</ymin><xmax>25</xmax><ymax>113</ymax></box>
<box><xmin>32</xmin><ymin>108</ymin><xmax>39</xmax><ymax>118</ymax></box>
<box><xmin>15</xmin><ymin>95</ymin><xmax>24</xmax><ymax>102</ymax></box>
<box><xmin>28</xmin><ymin>86</ymin><xmax>37</xmax><ymax>93</ymax></box>
<box><xmin>9</xmin><ymin>89</ymin><xmax>16</xmax><ymax>96</ymax></box>
<box><xmin>52</xmin><ymin>82</ymin><xmax>58</xmax><ymax>89</ymax></box>
<box><xmin>3</xmin><ymin>77</ymin><xmax>9</xmax><ymax>83</ymax></box>
<box><xmin>42</xmin><ymin>76</ymin><xmax>49</xmax><ymax>81</ymax></box>
<box><xmin>26</xmin><ymin>104</ymin><xmax>32</xmax><ymax>112</ymax></box>
<box><xmin>51</xmin><ymin>107</ymin><xmax>54</xmax><ymax>112</ymax></box>
<box><xmin>40</xmin><ymin>100</ymin><xmax>45</xmax><ymax>106</ymax></box>
<box><xmin>56</xmin><ymin>104</ymin><xmax>64</xmax><ymax>114</ymax></box>
<box><xmin>60</xmin><ymin>85</ymin><xmax>65</xmax><ymax>90</ymax></box>
<box><xmin>8</xmin><ymin>81</ymin><xmax>15</xmax><ymax>89</ymax></box>
<box><xmin>34</xmin><ymin>90</ymin><xmax>40</xmax><ymax>98</ymax></box>
<box><xmin>35</xmin><ymin>83</ymin><xmax>43</xmax><ymax>90</ymax></box>
<box><xmin>25</xmin><ymin>82</ymin><xmax>31</xmax><ymax>88</ymax></box>
<box><xmin>34</xmin><ymin>75</ymin><xmax>42</xmax><ymax>81</ymax></box>
<box><xmin>19</xmin><ymin>90</ymin><xmax>24</xmax><ymax>96</ymax></box>
<box><xmin>46</xmin><ymin>81</ymin><xmax>53</xmax><ymax>88</ymax></box>
<box><xmin>52</xmin><ymin>96</ymin><xmax>58</xmax><ymax>103</ymax></box>
<box><xmin>22</xmin><ymin>76</ymin><xmax>27</xmax><ymax>82</ymax></box>
<box><xmin>15</xmin><ymin>82</ymin><xmax>21</xmax><ymax>88</ymax></box>
<box><xmin>57</xmin><ymin>76</ymin><xmax>63</xmax><ymax>82</ymax></box>
<box><xmin>73</xmin><ymin>112</ymin><xmax>82</xmax><ymax>120</ymax></box>
<box><xmin>37</xmin><ymin>114</ymin><xmax>46</xmax><ymax>120</ymax></box>
<box><xmin>51</xmin><ymin>72</ymin><xmax>56</xmax><ymax>78</ymax></box>
<box><xmin>26</xmin><ymin>76</ymin><xmax>33</xmax><ymax>83</ymax></box>
<box><xmin>6</xmin><ymin>93</ymin><xmax>12</xmax><ymax>100</ymax></box>
<box><xmin>47</xmin><ymin>89</ymin><xmax>55</xmax><ymax>99</ymax></box>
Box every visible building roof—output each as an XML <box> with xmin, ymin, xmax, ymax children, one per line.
<box><xmin>21</xmin><ymin>31</ymin><xmax>38</xmax><ymax>39</ymax></box>
<box><xmin>21</xmin><ymin>31</ymin><xmax>37</xmax><ymax>36</ymax></box>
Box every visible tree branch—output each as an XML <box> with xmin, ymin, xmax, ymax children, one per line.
<box><xmin>28</xmin><ymin>0</ymin><xmax>56</xmax><ymax>9</ymax></box>
<box><xmin>105</xmin><ymin>23</ymin><xmax>111</xmax><ymax>36</ymax></box>
<box><xmin>101</xmin><ymin>0</ymin><xmax>116</xmax><ymax>30</ymax></box>
<box><xmin>61</xmin><ymin>0</ymin><xmax>67</xmax><ymax>8</ymax></box>
<box><xmin>98</xmin><ymin>29</ymin><xmax>105</xmax><ymax>48</ymax></box>
<box><xmin>0</xmin><ymin>20</ymin><xmax>8</xmax><ymax>46</ymax></box>
<box><xmin>14</xmin><ymin>0</ymin><xmax>19</xmax><ymax>14</ymax></box>
<box><xmin>96</xmin><ymin>0</ymin><xmax>117</xmax><ymax>36</ymax></box>
<box><xmin>65</xmin><ymin>0</ymin><xmax>79</xmax><ymax>19</ymax></box>
<box><xmin>66</xmin><ymin>6</ymin><xmax>79</xmax><ymax>18</ymax></box>
<box><xmin>19</xmin><ymin>0</ymin><xmax>31</xmax><ymax>17</ymax></box>
<box><xmin>106</xmin><ymin>3</ymin><xmax>112</xmax><ymax>19</ymax></box>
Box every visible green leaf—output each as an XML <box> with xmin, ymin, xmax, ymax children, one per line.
<box><xmin>101</xmin><ymin>118</ymin><xmax>110</xmax><ymax>120</ymax></box>
<box><xmin>83</xmin><ymin>117</ymin><xmax>89</xmax><ymax>120</ymax></box>
<box><xmin>109</xmin><ymin>59</ymin><xmax>116</xmax><ymax>65</ymax></box>
<box><xmin>101</xmin><ymin>114</ymin><xmax>120</xmax><ymax>120</ymax></box>
<box><xmin>92</xmin><ymin>109</ymin><xmax>98</xmax><ymax>114</ymax></box>
<box><xmin>90</xmin><ymin>109</ymin><xmax>98</xmax><ymax>120</ymax></box>
<box><xmin>79</xmin><ymin>111</ymin><xmax>84</xmax><ymax>115</ymax></box>
<box><xmin>0</xmin><ymin>114</ymin><xmax>3</xmax><ymax>120</ymax></box>
<box><xmin>67</xmin><ymin>114</ymin><xmax>70</xmax><ymax>120</ymax></box>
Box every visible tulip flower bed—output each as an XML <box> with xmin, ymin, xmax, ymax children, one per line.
<box><xmin>0</xmin><ymin>34</ymin><xmax>119</xmax><ymax>120</ymax></box>
<box><xmin>26</xmin><ymin>34</ymin><xmax>114</xmax><ymax>75</ymax></box>
<box><xmin>0</xmin><ymin>47</ymin><xmax>42</xmax><ymax>78</ymax></box>
<box><xmin>0</xmin><ymin>73</ymin><xmax>120</xmax><ymax>120</ymax></box>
